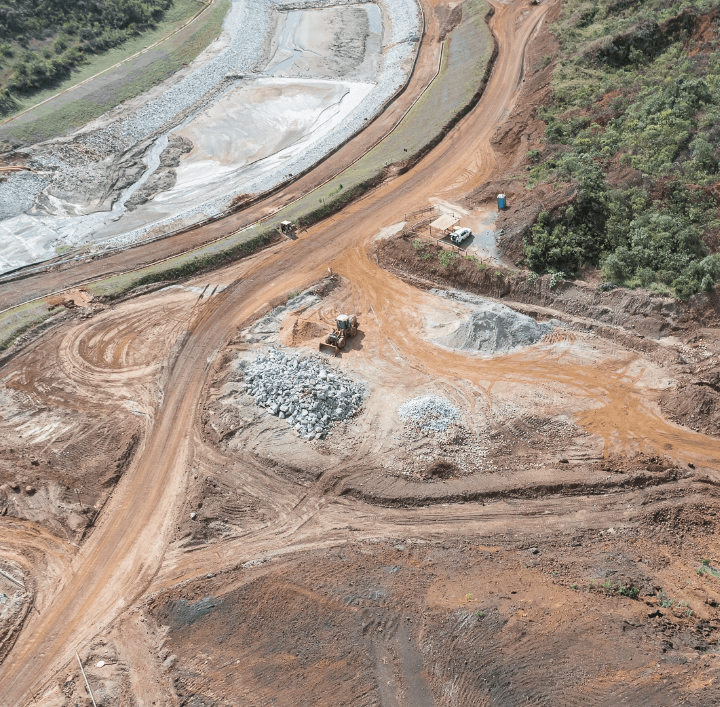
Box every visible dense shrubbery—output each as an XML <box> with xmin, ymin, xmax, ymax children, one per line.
<box><xmin>0</xmin><ymin>0</ymin><xmax>173</xmax><ymax>111</ymax></box>
<box><xmin>523</xmin><ymin>0</ymin><xmax>720</xmax><ymax>298</ymax></box>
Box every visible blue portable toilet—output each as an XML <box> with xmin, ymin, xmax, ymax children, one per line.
<box><xmin>497</xmin><ymin>193</ymin><xmax>506</xmax><ymax>210</ymax></box>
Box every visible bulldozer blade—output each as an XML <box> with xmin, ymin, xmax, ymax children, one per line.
<box><xmin>318</xmin><ymin>342</ymin><xmax>339</xmax><ymax>355</ymax></box>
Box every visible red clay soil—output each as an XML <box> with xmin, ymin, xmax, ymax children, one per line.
<box><xmin>145</xmin><ymin>520</ymin><xmax>720</xmax><ymax>707</ymax></box>
<box><xmin>3</xmin><ymin>2</ymin><xmax>720</xmax><ymax>705</ymax></box>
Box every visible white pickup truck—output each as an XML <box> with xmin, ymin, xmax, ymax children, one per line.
<box><xmin>449</xmin><ymin>227</ymin><xmax>472</xmax><ymax>245</ymax></box>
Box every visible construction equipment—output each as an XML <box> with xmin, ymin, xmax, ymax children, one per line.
<box><xmin>319</xmin><ymin>314</ymin><xmax>359</xmax><ymax>355</ymax></box>
<box><xmin>279</xmin><ymin>220</ymin><xmax>297</xmax><ymax>238</ymax></box>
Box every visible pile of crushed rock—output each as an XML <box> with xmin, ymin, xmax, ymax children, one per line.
<box><xmin>398</xmin><ymin>395</ymin><xmax>460</xmax><ymax>432</ymax></box>
<box><xmin>241</xmin><ymin>349</ymin><xmax>363</xmax><ymax>439</ymax></box>
<box><xmin>436</xmin><ymin>300</ymin><xmax>561</xmax><ymax>355</ymax></box>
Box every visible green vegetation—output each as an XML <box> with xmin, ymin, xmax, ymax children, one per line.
<box><xmin>465</xmin><ymin>253</ymin><xmax>488</xmax><ymax>270</ymax></box>
<box><xmin>1</xmin><ymin>0</ymin><xmax>228</xmax><ymax>143</ymax></box>
<box><xmin>697</xmin><ymin>560</ymin><xmax>720</xmax><ymax>580</ymax></box>
<box><xmin>523</xmin><ymin>0</ymin><xmax>720</xmax><ymax>299</ymax></box>
<box><xmin>0</xmin><ymin>298</ymin><xmax>54</xmax><ymax>353</ymax></box>
<box><xmin>0</xmin><ymin>0</ymin><xmax>178</xmax><ymax>114</ymax></box>
<box><xmin>413</xmin><ymin>239</ymin><xmax>433</xmax><ymax>259</ymax></box>
<box><xmin>473</xmin><ymin>609</ymin><xmax>484</xmax><ymax>619</ymax></box>
<box><xmin>88</xmin><ymin>228</ymin><xmax>276</xmax><ymax>298</ymax></box>
<box><xmin>439</xmin><ymin>250</ymin><xmax>458</xmax><ymax>268</ymax></box>
<box><xmin>657</xmin><ymin>590</ymin><xmax>675</xmax><ymax>608</ymax></box>
<box><xmin>598</xmin><ymin>579</ymin><xmax>641</xmax><ymax>599</ymax></box>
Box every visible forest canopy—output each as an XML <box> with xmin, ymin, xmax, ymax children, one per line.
<box><xmin>523</xmin><ymin>0</ymin><xmax>720</xmax><ymax>299</ymax></box>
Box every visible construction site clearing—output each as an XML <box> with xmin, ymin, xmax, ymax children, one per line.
<box><xmin>1</xmin><ymin>0</ymin><xmax>720</xmax><ymax>706</ymax></box>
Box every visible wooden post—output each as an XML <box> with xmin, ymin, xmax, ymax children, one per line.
<box><xmin>76</xmin><ymin>652</ymin><xmax>98</xmax><ymax>707</ymax></box>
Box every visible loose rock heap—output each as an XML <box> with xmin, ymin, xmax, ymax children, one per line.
<box><xmin>435</xmin><ymin>301</ymin><xmax>561</xmax><ymax>355</ymax></box>
<box><xmin>398</xmin><ymin>395</ymin><xmax>460</xmax><ymax>433</ymax></box>
<box><xmin>242</xmin><ymin>349</ymin><xmax>363</xmax><ymax>440</ymax></box>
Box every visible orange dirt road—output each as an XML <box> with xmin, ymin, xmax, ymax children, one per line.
<box><xmin>4</xmin><ymin>1</ymin><xmax>718</xmax><ymax>703</ymax></box>
<box><xmin>0</xmin><ymin>0</ymin><xmax>448</xmax><ymax>312</ymax></box>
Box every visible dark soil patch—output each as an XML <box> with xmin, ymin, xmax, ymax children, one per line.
<box><xmin>147</xmin><ymin>523</ymin><xmax>720</xmax><ymax>707</ymax></box>
<box><xmin>661</xmin><ymin>370</ymin><xmax>720</xmax><ymax>437</ymax></box>
<box><xmin>422</xmin><ymin>459</ymin><xmax>457</xmax><ymax>480</ymax></box>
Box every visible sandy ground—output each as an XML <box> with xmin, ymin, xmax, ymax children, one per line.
<box><xmin>2</xmin><ymin>1</ymin><xmax>720</xmax><ymax>705</ymax></box>
<box><xmin>103</xmin><ymin>78</ymin><xmax>374</xmax><ymax>237</ymax></box>
<box><xmin>264</xmin><ymin>4</ymin><xmax>382</xmax><ymax>81</ymax></box>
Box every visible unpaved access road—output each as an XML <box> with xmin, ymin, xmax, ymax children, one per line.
<box><xmin>2</xmin><ymin>0</ymin><xmax>719</xmax><ymax>703</ymax></box>
<box><xmin>0</xmin><ymin>0</ymin><xmax>445</xmax><ymax>312</ymax></box>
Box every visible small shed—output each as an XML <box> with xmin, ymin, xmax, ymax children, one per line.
<box><xmin>429</xmin><ymin>213</ymin><xmax>460</xmax><ymax>239</ymax></box>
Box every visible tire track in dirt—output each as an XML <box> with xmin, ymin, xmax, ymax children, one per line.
<box><xmin>4</xmin><ymin>1</ymin><xmax>718</xmax><ymax>702</ymax></box>
<box><xmin>149</xmin><ymin>482</ymin><xmax>706</xmax><ymax>592</ymax></box>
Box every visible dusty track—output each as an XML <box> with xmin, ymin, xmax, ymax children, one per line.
<box><xmin>2</xmin><ymin>0</ymin><xmax>719</xmax><ymax>703</ymax></box>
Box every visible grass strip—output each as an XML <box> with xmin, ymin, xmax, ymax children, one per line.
<box><xmin>0</xmin><ymin>0</ymin><xmax>230</xmax><ymax>145</ymax></box>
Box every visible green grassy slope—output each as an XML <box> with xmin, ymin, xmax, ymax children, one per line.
<box><xmin>0</xmin><ymin>0</ymin><xmax>229</xmax><ymax>145</ymax></box>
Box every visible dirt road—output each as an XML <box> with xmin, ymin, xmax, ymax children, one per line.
<box><xmin>3</xmin><ymin>0</ymin><xmax>718</xmax><ymax>703</ymax></box>
<box><xmin>0</xmin><ymin>0</ymin><xmax>447</xmax><ymax>313</ymax></box>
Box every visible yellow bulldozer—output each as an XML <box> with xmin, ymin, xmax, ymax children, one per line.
<box><xmin>318</xmin><ymin>314</ymin><xmax>359</xmax><ymax>355</ymax></box>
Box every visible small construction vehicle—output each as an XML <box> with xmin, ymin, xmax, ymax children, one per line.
<box><xmin>279</xmin><ymin>220</ymin><xmax>297</xmax><ymax>239</ymax></box>
<box><xmin>319</xmin><ymin>314</ymin><xmax>359</xmax><ymax>355</ymax></box>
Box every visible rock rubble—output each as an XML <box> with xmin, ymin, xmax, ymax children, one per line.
<box><xmin>398</xmin><ymin>395</ymin><xmax>460</xmax><ymax>432</ymax></box>
<box><xmin>242</xmin><ymin>349</ymin><xmax>363</xmax><ymax>439</ymax></box>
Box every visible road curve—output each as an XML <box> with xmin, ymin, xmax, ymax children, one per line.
<box><xmin>0</xmin><ymin>0</ymin><xmax>447</xmax><ymax>312</ymax></box>
<box><xmin>0</xmin><ymin>2</ymin><xmax>555</xmax><ymax>702</ymax></box>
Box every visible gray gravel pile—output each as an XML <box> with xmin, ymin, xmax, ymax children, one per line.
<box><xmin>0</xmin><ymin>172</ymin><xmax>51</xmax><ymax>221</ymax></box>
<box><xmin>436</xmin><ymin>301</ymin><xmax>560</xmax><ymax>355</ymax></box>
<box><xmin>398</xmin><ymin>395</ymin><xmax>460</xmax><ymax>432</ymax></box>
<box><xmin>242</xmin><ymin>348</ymin><xmax>363</xmax><ymax>439</ymax></box>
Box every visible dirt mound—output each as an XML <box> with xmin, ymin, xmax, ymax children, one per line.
<box><xmin>435</xmin><ymin>300</ymin><xmax>557</xmax><ymax>354</ymax></box>
<box><xmin>422</xmin><ymin>459</ymin><xmax>457</xmax><ymax>479</ymax></box>
<box><xmin>375</xmin><ymin>234</ymin><xmax>720</xmax><ymax>340</ymax></box>
<box><xmin>282</xmin><ymin>319</ymin><xmax>328</xmax><ymax>347</ymax></box>
<box><xmin>661</xmin><ymin>373</ymin><xmax>720</xmax><ymax>436</ymax></box>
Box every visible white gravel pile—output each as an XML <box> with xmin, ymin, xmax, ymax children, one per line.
<box><xmin>437</xmin><ymin>302</ymin><xmax>559</xmax><ymax>355</ymax></box>
<box><xmin>398</xmin><ymin>395</ymin><xmax>460</xmax><ymax>432</ymax></box>
<box><xmin>242</xmin><ymin>349</ymin><xmax>363</xmax><ymax>439</ymax></box>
